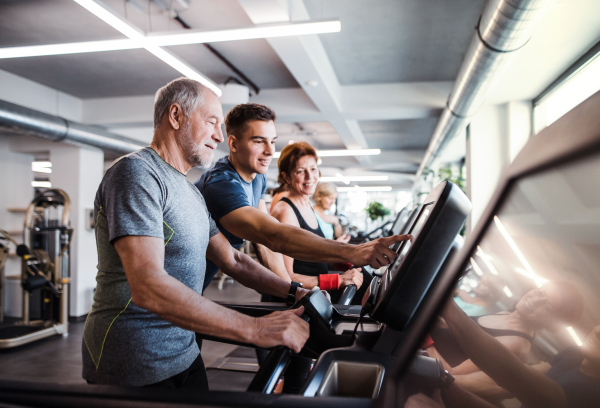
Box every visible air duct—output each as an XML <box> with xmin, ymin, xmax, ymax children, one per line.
<box><xmin>414</xmin><ymin>0</ymin><xmax>556</xmax><ymax>187</ymax></box>
<box><xmin>0</xmin><ymin>99</ymin><xmax>145</xmax><ymax>155</ymax></box>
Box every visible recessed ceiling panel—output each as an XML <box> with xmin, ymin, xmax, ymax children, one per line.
<box><xmin>0</xmin><ymin>0</ymin><xmax>126</xmax><ymax>47</ymax></box>
<box><xmin>169</xmin><ymin>39</ymin><xmax>299</xmax><ymax>89</ymax></box>
<box><xmin>0</xmin><ymin>49</ymin><xmax>188</xmax><ymax>98</ymax></box>
<box><xmin>360</xmin><ymin>118</ymin><xmax>439</xmax><ymax>150</ymax></box>
<box><xmin>304</xmin><ymin>0</ymin><xmax>487</xmax><ymax>84</ymax></box>
<box><xmin>274</xmin><ymin>122</ymin><xmax>346</xmax><ymax>151</ymax></box>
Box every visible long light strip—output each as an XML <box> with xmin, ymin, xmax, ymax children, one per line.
<box><xmin>0</xmin><ymin>20</ymin><xmax>341</xmax><ymax>60</ymax></box>
<box><xmin>273</xmin><ymin>149</ymin><xmax>381</xmax><ymax>159</ymax></box>
<box><xmin>493</xmin><ymin>216</ymin><xmax>549</xmax><ymax>287</ymax></box>
<box><xmin>503</xmin><ymin>286</ymin><xmax>513</xmax><ymax>298</ymax></box>
<box><xmin>470</xmin><ymin>258</ymin><xmax>484</xmax><ymax>276</ymax></box>
<box><xmin>73</xmin><ymin>0</ymin><xmax>221</xmax><ymax>95</ymax></box>
<box><xmin>321</xmin><ymin>175</ymin><xmax>389</xmax><ymax>183</ymax></box>
<box><xmin>515</xmin><ymin>267</ymin><xmax>549</xmax><ymax>288</ymax></box>
<box><xmin>337</xmin><ymin>186</ymin><xmax>392</xmax><ymax>192</ymax></box>
<box><xmin>566</xmin><ymin>326</ymin><xmax>583</xmax><ymax>346</ymax></box>
<box><xmin>32</xmin><ymin>181</ymin><xmax>52</xmax><ymax>188</ymax></box>
<box><xmin>476</xmin><ymin>246</ymin><xmax>499</xmax><ymax>275</ymax></box>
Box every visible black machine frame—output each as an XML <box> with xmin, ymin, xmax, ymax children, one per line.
<box><xmin>377</xmin><ymin>90</ymin><xmax>600</xmax><ymax>406</ymax></box>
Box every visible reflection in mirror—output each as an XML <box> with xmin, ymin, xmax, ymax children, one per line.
<box><xmin>403</xmin><ymin>153</ymin><xmax>600</xmax><ymax>408</ymax></box>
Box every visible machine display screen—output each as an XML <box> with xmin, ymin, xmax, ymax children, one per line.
<box><xmin>386</xmin><ymin>201</ymin><xmax>434</xmax><ymax>283</ymax></box>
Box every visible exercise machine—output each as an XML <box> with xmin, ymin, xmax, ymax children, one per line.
<box><xmin>0</xmin><ymin>189</ymin><xmax>73</xmax><ymax>348</ymax></box>
<box><xmin>206</xmin><ymin>180</ymin><xmax>470</xmax><ymax>398</ymax></box>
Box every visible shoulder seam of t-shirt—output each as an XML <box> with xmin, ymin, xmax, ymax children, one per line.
<box><xmin>107</xmin><ymin>149</ymin><xmax>164</xmax><ymax>186</ymax></box>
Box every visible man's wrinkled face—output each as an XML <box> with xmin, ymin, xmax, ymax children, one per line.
<box><xmin>179</xmin><ymin>91</ymin><xmax>224</xmax><ymax>167</ymax></box>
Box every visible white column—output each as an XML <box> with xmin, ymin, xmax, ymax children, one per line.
<box><xmin>466</xmin><ymin>101</ymin><xmax>532</xmax><ymax>232</ymax></box>
<box><xmin>49</xmin><ymin>145</ymin><xmax>104</xmax><ymax>318</ymax></box>
<box><xmin>0</xmin><ymin>138</ymin><xmax>34</xmax><ymax>317</ymax></box>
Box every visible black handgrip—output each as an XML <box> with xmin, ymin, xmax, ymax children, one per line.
<box><xmin>16</xmin><ymin>244</ymin><xmax>31</xmax><ymax>258</ymax></box>
<box><xmin>338</xmin><ymin>284</ymin><xmax>357</xmax><ymax>305</ymax></box>
<box><xmin>247</xmin><ymin>346</ymin><xmax>292</xmax><ymax>393</ymax></box>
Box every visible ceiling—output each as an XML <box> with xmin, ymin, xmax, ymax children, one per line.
<box><xmin>0</xmin><ymin>0</ymin><xmax>599</xmax><ymax>190</ymax></box>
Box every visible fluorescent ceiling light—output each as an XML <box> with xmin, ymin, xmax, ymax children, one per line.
<box><xmin>503</xmin><ymin>286</ymin><xmax>513</xmax><ymax>298</ymax></box>
<box><xmin>148</xmin><ymin>20</ymin><xmax>342</xmax><ymax>46</ymax></box>
<box><xmin>32</xmin><ymin>161</ymin><xmax>52</xmax><ymax>167</ymax></box>
<box><xmin>0</xmin><ymin>20</ymin><xmax>341</xmax><ymax>61</ymax></box>
<box><xmin>566</xmin><ymin>326</ymin><xmax>583</xmax><ymax>346</ymax></box>
<box><xmin>515</xmin><ymin>267</ymin><xmax>549</xmax><ymax>288</ymax></box>
<box><xmin>470</xmin><ymin>258</ymin><xmax>484</xmax><ymax>277</ymax></box>
<box><xmin>493</xmin><ymin>216</ymin><xmax>548</xmax><ymax>286</ymax></box>
<box><xmin>73</xmin><ymin>0</ymin><xmax>221</xmax><ymax>96</ymax></box>
<box><xmin>321</xmin><ymin>175</ymin><xmax>389</xmax><ymax>183</ymax></box>
<box><xmin>32</xmin><ymin>181</ymin><xmax>52</xmax><ymax>188</ymax></box>
<box><xmin>74</xmin><ymin>0</ymin><xmax>144</xmax><ymax>39</ymax></box>
<box><xmin>476</xmin><ymin>246</ymin><xmax>499</xmax><ymax>275</ymax></box>
<box><xmin>273</xmin><ymin>148</ymin><xmax>380</xmax><ymax>159</ymax></box>
<box><xmin>337</xmin><ymin>186</ymin><xmax>392</xmax><ymax>192</ymax></box>
<box><xmin>32</xmin><ymin>161</ymin><xmax>52</xmax><ymax>173</ymax></box>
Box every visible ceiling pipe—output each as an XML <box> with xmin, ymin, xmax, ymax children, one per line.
<box><xmin>0</xmin><ymin>99</ymin><xmax>145</xmax><ymax>155</ymax></box>
<box><xmin>413</xmin><ymin>0</ymin><xmax>556</xmax><ymax>190</ymax></box>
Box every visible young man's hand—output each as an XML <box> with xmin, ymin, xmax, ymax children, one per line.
<box><xmin>351</xmin><ymin>234</ymin><xmax>412</xmax><ymax>268</ymax></box>
<box><xmin>251</xmin><ymin>307</ymin><xmax>309</xmax><ymax>353</ymax></box>
<box><xmin>340</xmin><ymin>268</ymin><xmax>363</xmax><ymax>288</ymax></box>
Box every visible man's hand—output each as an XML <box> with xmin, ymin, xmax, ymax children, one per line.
<box><xmin>340</xmin><ymin>268</ymin><xmax>363</xmax><ymax>288</ymax></box>
<box><xmin>405</xmin><ymin>391</ymin><xmax>445</xmax><ymax>408</ymax></box>
<box><xmin>351</xmin><ymin>234</ymin><xmax>412</xmax><ymax>268</ymax></box>
<box><xmin>295</xmin><ymin>287</ymin><xmax>310</xmax><ymax>302</ymax></box>
<box><xmin>251</xmin><ymin>307</ymin><xmax>309</xmax><ymax>353</ymax></box>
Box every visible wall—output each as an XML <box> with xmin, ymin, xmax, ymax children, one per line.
<box><xmin>0</xmin><ymin>138</ymin><xmax>35</xmax><ymax>317</ymax></box>
<box><xmin>49</xmin><ymin>145</ymin><xmax>103</xmax><ymax>317</ymax></box>
<box><xmin>466</xmin><ymin>101</ymin><xmax>532</xmax><ymax>232</ymax></box>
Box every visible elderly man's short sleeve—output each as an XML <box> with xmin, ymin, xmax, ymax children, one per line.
<box><xmin>99</xmin><ymin>157</ymin><xmax>165</xmax><ymax>244</ymax></box>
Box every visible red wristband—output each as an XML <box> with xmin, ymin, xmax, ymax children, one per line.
<box><xmin>319</xmin><ymin>274</ymin><xmax>339</xmax><ymax>291</ymax></box>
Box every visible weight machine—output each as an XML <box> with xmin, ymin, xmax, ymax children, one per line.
<box><xmin>0</xmin><ymin>189</ymin><xmax>73</xmax><ymax>348</ymax></box>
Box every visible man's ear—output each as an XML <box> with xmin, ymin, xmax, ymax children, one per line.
<box><xmin>228</xmin><ymin>135</ymin><xmax>238</xmax><ymax>152</ymax></box>
<box><xmin>167</xmin><ymin>104</ymin><xmax>182</xmax><ymax>130</ymax></box>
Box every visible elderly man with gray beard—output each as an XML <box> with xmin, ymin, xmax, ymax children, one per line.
<box><xmin>82</xmin><ymin>78</ymin><xmax>309</xmax><ymax>390</ymax></box>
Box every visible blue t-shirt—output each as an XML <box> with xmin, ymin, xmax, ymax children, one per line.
<box><xmin>195</xmin><ymin>156</ymin><xmax>266</xmax><ymax>289</ymax></box>
<box><xmin>195</xmin><ymin>155</ymin><xmax>267</xmax><ymax>247</ymax></box>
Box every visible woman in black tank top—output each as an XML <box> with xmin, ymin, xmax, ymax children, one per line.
<box><xmin>270</xmin><ymin>142</ymin><xmax>363</xmax><ymax>293</ymax></box>
<box><xmin>425</xmin><ymin>282</ymin><xmax>584</xmax><ymax>376</ymax></box>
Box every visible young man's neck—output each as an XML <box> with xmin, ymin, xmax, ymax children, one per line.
<box><xmin>150</xmin><ymin>130</ymin><xmax>191</xmax><ymax>175</ymax></box>
<box><xmin>228</xmin><ymin>153</ymin><xmax>257</xmax><ymax>183</ymax></box>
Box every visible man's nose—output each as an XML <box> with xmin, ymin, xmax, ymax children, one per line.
<box><xmin>213</xmin><ymin>126</ymin><xmax>224</xmax><ymax>143</ymax></box>
<box><xmin>264</xmin><ymin>142</ymin><xmax>274</xmax><ymax>156</ymax></box>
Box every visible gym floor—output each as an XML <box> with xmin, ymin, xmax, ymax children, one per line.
<box><xmin>0</xmin><ymin>278</ymin><xmax>261</xmax><ymax>391</ymax></box>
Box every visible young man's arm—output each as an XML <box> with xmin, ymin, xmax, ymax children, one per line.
<box><xmin>248</xmin><ymin>199</ymin><xmax>291</xmax><ymax>283</ymax></box>
<box><xmin>115</xmin><ymin>235</ymin><xmax>309</xmax><ymax>352</ymax></box>
<box><xmin>219</xmin><ymin>205</ymin><xmax>410</xmax><ymax>268</ymax></box>
<box><xmin>441</xmin><ymin>300</ymin><xmax>568</xmax><ymax>408</ymax></box>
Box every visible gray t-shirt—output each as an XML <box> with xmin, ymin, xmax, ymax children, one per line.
<box><xmin>82</xmin><ymin>147</ymin><xmax>219</xmax><ymax>386</ymax></box>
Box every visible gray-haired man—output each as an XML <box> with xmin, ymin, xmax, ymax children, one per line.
<box><xmin>82</xmin><ymin>78</ymin><xmax>309</xmax><ymax>389</ymax></box>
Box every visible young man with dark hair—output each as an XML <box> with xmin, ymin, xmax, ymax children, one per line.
<box><xmin>196</xmin><ymin>103</ymin><xmax>410</xmax><ymax>292</ymax></box>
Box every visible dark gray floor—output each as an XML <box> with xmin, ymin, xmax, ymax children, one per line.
<box><xmin>0</xmin><ymin>278</ymin><xmax>261</xmax><ymax>390</ymax></box>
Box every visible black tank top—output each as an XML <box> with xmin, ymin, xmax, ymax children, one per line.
<box><xmin>281</xmin><ymin>197</ymin><xmax>329</xmax><ymax>277</ymax></box>
<box><xmin>429</xmin><ymin>315</ymin><xmax>534</xmax><ymax>367</ymax></box>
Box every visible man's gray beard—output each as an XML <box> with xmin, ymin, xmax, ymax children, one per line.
<box><xmin>180</xmin><ymin>120</ymin><xmax>213</xmax><ymax>167</ymax></box>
